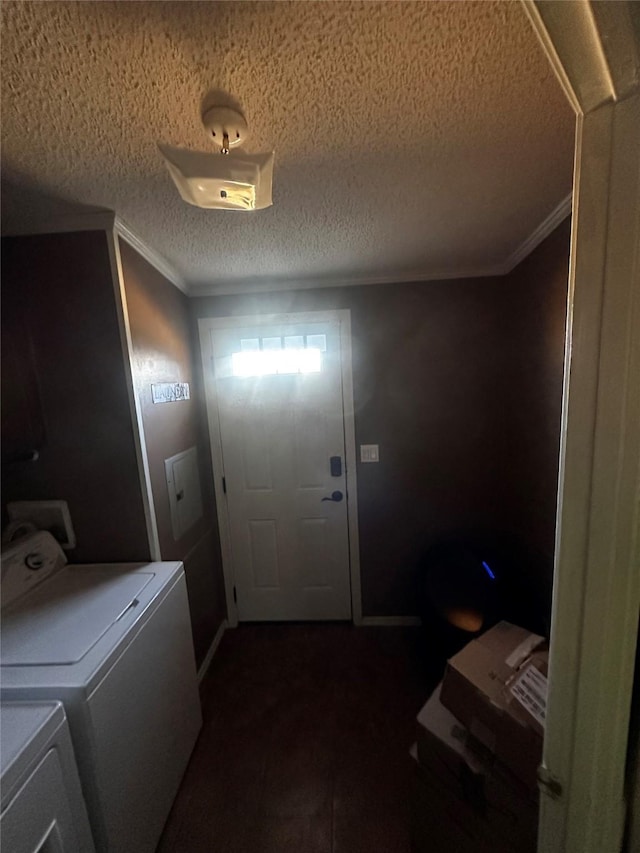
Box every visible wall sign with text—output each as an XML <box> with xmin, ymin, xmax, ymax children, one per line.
<box><xmin>151</xmin><ymin>382</ymin><xmax>190</xmax><ymax>404</ymax></box>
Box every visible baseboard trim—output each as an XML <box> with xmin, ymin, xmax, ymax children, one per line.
<box><xmin>359</xmin><ymin>616</ymin><xmax>422</xmax><ymax>627</ymax></box>
<box><xmin>197</xmin><ymin>618</ymin><xmax>228</xmax><ymax>683</ymax></box>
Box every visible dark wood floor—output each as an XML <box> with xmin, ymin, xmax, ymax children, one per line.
<box><xmin>157</xmin><ymin>623</ymin><xmax>432</xmax><ymax>853</ymax></box>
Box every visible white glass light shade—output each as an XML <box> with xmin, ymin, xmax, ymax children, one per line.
<box><xmin>159</xmin><ymin>144</ymin><xmax>274</xmax><ymax>210</ymax></box>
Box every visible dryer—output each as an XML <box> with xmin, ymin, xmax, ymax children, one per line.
<box><xmin>1</xmin><ymin>700</ymin><xmax>95</xmax><ymax>853</ymax></box>
<box><xmin>1</xmin><ymin>532</ymin><xmax>202</xmax><ymax>853</ymax></box>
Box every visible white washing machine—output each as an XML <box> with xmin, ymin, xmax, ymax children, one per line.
<box><xmin>0</xmin><ymin>532</ymin><xmax>203</xmax><ymax>853</ymax></box>
<box><xmin>1</xmin><ymin>700</ymin><xmax>95</xmax><ymax>852</ymax></box>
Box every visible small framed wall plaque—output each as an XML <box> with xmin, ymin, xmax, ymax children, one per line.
<box><xmin>151</xmin><ymin>382</ymin><xmax>190</xmax><ymax>404</ymax></box>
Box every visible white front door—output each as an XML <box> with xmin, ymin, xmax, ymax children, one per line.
<box><xmin>205</xmin><ymin>317</ymin><xmax>352</xmax><ymax>621</ymax></box>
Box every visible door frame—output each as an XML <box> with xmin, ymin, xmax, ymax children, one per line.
<box><xmin>198</xmin><ymin>309</ymin><xmax>362</xmax><ymax>628</ymax></box>
<box><xmin>522</xmin><ymin>3</ymin><xmax>640</xmax><ymax>852</ymax></box>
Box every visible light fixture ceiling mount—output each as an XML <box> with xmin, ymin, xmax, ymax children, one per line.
<box><xmin>202</xmin><ymin>106</ymin><xmax>250</xmax><ymax>152</ymax></box>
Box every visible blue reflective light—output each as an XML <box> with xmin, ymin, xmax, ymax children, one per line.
<box><xmin>482</xmin><ymin>561</ymin><xmax>496</xmax><ymax>580</ymax></box>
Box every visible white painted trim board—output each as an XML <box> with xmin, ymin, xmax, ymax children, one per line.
<box><xmin>197</xmin><ymin>619</ymin><xmax>228</xmax><ymax>684</ymax></box>
<box><xmin>522</xmin><ymin>4</ymin><xmax>640</xmax><ymax>853</ymax></box>
<box><xmin>114</xmin><ymin>217</ymin><xmax>188</xmax><ymax>294</ymax></box>
<box><xmin>499</xmin><ymin>193</ymin><xmax>572</xmax><ymax>275</ymax></box>
<box><xmin>105</xmin><ymin>230</ymin><xmax>162</xmax><ymax>562</ymax></box>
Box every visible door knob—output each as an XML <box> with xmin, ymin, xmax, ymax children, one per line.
<box><xmin>321</xmin><ymin>490</ymin><xmax>343</xmax><ymax>503</ymax></box>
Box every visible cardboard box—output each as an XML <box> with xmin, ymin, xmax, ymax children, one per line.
<box><xmin>411</xmin><ymin>685</ymin><xmax>538</xmax><ymax>853</ymax></box>
<box><xmin>440</xmin><ymin>621</ymin><xmax>548</xmax><ymax>789</ymax></box>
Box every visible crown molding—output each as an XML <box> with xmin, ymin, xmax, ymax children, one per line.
<box><xmin>1</xmin><ymin>192</ymin><xmax>571</xmax><ymax>297</ymax></box>
<box><xmin>187</xmin><ymin>264</ymin><xmax>505</xmax><ymax>297</ymax></box>
<box><xmin>114</xmin><ymin>217</ymin><xmax>187</xmax><ymax>294</ymax></box>
<box><xmin>187</xmin><ymin>193</ymin><xmax>573</xmax><ymax>296</ymax></box>
<box><xmin>499</xmin><ymin>192</ymin><xmax>573</xmax><ymax>275</ymax></box>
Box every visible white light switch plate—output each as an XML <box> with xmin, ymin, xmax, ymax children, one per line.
<box><xmin>360</xmin><ymin>444</ymin><xmax>379</xmax><ymax>463</ymax></box>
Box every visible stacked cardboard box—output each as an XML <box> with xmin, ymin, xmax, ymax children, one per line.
<box><xmin>411</xmin><ymin>622</ymin><xmax>548</xmax><ymax>853</ymax></box>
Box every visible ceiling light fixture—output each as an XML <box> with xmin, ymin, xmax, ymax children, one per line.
<box><xmin>159</xmin><ymin>106</ymin><xmax>274</xmax><ymax>211</ymax></box>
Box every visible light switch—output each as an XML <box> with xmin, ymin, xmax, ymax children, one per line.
<box><xmin>360</xmin><ymin>444</ymin><xmax>379</xmax><ymax>463</ymax></box>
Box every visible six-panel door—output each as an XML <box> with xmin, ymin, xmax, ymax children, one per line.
<box><xmin>211</xmin><ymin>321</ymin><xmax>352</xmax><ymax>621</ymax></box>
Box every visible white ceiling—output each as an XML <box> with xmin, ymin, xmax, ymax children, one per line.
<box><xmin>1</xmin><ymin>1</ymin><xmax>575</xmax><ymax>293</ymax></box>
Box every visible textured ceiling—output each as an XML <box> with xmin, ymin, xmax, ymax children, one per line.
<box><xmin>1</xmin><ymin>1</ymin><xmax>575</xmax><ymax>292</ymax></box>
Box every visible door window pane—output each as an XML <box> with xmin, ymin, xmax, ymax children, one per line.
<box><xmin>240</xmin><ymin>338</ymin><xmax>260</xmax><ymax>351</ymax></box>
<box><xmin>262</xmin><ymin>337</ymin><xmax>282</xmax><ymax>350</ymax></box>
<box><xmin>284</xmin><ymin>335</ymin><xmax>305</xmax><ymax>349</ymax></box>
<box><xmin>231</xmin><ymin>347</ymin><xmax>321</xmax><ymax>377</ymax></box>
<box><xmin>306</xmin><ymin>334</ymin><xmax>327</xmax><ymax>352</ymax></box>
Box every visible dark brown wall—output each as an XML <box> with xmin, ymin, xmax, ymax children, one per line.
<box><xmin>119</xmin><ymin>240</ymin><xmax>226</xmax><ymax>666</ymax></box>
<box><xmin>1</xmin><ymin>232</ymin><xmax>150</xmax><ymax>562</ymax></box>
<box><xmin>502</xmin><ymin>218</ymin><xmax>571</xmax><ymax>570</ymax></box>
<box><xmin>190</xmin><ymin>223</ymin><xmax>570</xmax><ymax>618</ymax></box>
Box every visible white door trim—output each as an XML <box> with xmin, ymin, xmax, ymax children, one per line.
<box><xmin>106</xmin><ymin>231</ymin><xmax>162</xmax><ymax>562</ymax></box>
<box><xmin>198</xmin><ymin>310</ymin><xmax>362</xmax><ymax>627</ymax></box>
<box><xmin>523</xmin><ymin>3</ymin><xmax>640</xmax><ymax>852</ymax></box>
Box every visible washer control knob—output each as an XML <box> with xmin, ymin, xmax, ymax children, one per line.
<box><xmin>25</xmin><ymin>552</ymin><xmax>45</xmax><ymax>570</ymax></box>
